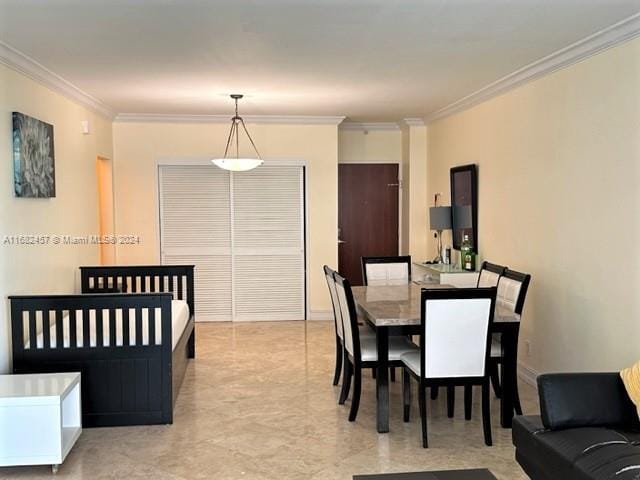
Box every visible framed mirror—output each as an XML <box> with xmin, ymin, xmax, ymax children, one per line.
<box><xmin>450</xmin><ymin>164</ymin><xmax>478</xmax><ymax>252</ymax></box>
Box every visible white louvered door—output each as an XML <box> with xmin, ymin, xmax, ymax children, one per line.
<box><xmin>160</xmin><ymin>165</ymin><xmax>233</xmax><ymax>321</ymax></box>
<box><xmin>232</xmin><ymin>166</ymin><xmax>305</xmax><ymax>321</ymax></box>
<box><xmin>159</xmin><ymin>163</ymin><xmax>305</xmax><ymax>322</ymax></box>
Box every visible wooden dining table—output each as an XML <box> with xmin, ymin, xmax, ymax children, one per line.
<box><xmin>351</xmin><ymin>282</ymin><xmax>521</xmax><ymax>434</ymax></box>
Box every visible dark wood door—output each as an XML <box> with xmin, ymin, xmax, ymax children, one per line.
<box><xmin>338</xmin><ymin>163</ymin><xmax>399</xmax><ymax>286</ymax></box>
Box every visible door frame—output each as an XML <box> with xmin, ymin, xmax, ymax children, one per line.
<box><xmin>337</xmin><ymin>160</ymin><xmax>403</xmax><ymax>255</ymax></box>
<box><xmin>155</xmin><ymin>157</ymin><xmax>309</xmax><ymax>321</ymax></box>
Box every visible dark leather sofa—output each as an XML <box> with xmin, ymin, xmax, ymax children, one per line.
<box><xmin>513</xmin><ymin>373</ymin><xmax>640</xmax><ymax>480</ymax></box>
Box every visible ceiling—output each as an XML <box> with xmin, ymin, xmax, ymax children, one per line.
<box><xmin>1</xmin><ymin>0</ymin><xmax>639</xmax><ymax>121</ymax></box>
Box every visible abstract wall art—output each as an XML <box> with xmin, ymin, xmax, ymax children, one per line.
<box><xmin>12</xmin><ymin>112</ymin><xmax>56</xmax><ymax>198</ymax></box>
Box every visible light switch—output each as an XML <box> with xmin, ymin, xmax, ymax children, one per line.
<box><xmin>80</xmin><ymin>120</ymin><xmax>90</xmax><ymax>135</ymax></box>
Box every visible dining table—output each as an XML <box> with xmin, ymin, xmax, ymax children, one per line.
<box><xmin>351</xmin><ymin>281</ymin><xmax>521</xmax><ymax>434</ymax></box>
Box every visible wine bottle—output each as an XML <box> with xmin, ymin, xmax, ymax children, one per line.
<box><xmin>460</xmin><ymin>234</ymin><xmax>475</xmax><ymax>271</ymax></box>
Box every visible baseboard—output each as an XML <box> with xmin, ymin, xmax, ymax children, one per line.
<box><xmin>518</xmin><ymin>361</ymin><xmax>539</xmax><ymax>389</ymax></box>
<box><xmin>307</xmin><ymin>310</ymin><xmax>333</xmax><ymax>321</ymax></box>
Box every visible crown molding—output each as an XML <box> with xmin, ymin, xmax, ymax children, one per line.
<box><xmin>425</xmin><ymin>12</ymin><xmax>640</xmax><ymax>124</ymax></box>
<box><xmin>115</xmin><ymin>113</ymin><xmax>345</xmax><ymax>125</ymax></box>
<box><xmin>339</xmin><ymin>122</ymin><xmax>400</xmax><ymax>131</ymax></box>
<box><xmin>403</xmin><ymin>118</ymin><xmax>425</xmax><ymax>127</ymax></box>
<box><xmin>0</xmin><ymin>41</ymin><xmax>115</xmax><ymax>119</ymax></box>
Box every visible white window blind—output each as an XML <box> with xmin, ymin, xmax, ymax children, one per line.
<box><xmin>159</xmin><ymin>164</ymin><xmax>305</xmax><ymax>321</ymax></box>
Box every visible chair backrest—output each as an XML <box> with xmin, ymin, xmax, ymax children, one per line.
<box><xmin>420</xmin><ymin>287</ymin><xmax>496</xmax><ymax>379</ymax></box>
<box><xmin>333</xmin><ymin>272</ymin><xmax>361</xmax><ymax>361</ymax></box>
<box><xmin>477</xmin><ymin>261</ymin><xmax>506</xmax><ymax>288</ymax></box>
<box><xmin>496</xmin><ymin>269</ymin><xmax>531</xmax><ymax>315</ymax></box>
<box><xmin>361</xmin><ymin>256</ymin><xmax>411</xmax><ymax>286</ymax></box>
<box><xmin>323</xmin><ymin>265</ymin><xmax>343</xmax><ymax>339</ymax></box>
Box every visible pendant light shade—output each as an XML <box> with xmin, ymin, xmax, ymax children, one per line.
<box><xmin>211</xmin><ymin>94</ymin><xmax>263</xmax><ymax>172</ymax></box>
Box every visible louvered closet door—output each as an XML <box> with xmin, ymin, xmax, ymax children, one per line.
<box><xmin>232</xmin><ymin>166</ymin><xmax>305</xmax><ymax>321</ymax></box>
<box><xmin>159</xmin><ymin>165</ymin><xmax>232</xmax><ymax>321</ymax></box>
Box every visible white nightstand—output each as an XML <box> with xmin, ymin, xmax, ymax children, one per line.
<box><xmin>0</xmin><ymin>372</ymin><xmax>82</xmax><ymax>473</ymax></box>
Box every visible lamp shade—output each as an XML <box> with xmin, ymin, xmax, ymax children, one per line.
<box><xmin>453</xmin><ymin>205</ymin><xmax>473</xmax><ymax>229</ymax></box>
<box><xmin>429</xmin><ymin>206</ymin><xmax>452</xmax><ymax>230</ymax></box>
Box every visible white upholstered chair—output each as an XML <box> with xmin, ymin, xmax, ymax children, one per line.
<box><xmin>401</xmin><ymin>287</ymin><xmax>497</xmax><ymax>448</ymax></box>
<box><xmin>333</xmin><ymin>272</ymin><xmax>417</xmax><ymax>421</ymax></box>
<box><xmin>324</xmin><ymin>265</ymin><xmax>374</xmax><ymax>389</ymax></box>
<box><xmin>361</xmin><ymin>256</ymin><xmax>411</xmax><ymax>286</ymax></box>
<box><xmin>477</xmin><ymin>261</ymin><xmax>506</xmax><ymax>288</ymax></box>
<box><xmin>489</xmin><ymin>269</ymin><xmax>531</xmax><ymax>415</ymax></box>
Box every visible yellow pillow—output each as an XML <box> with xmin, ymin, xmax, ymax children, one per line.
<box><xmin>620</xmin><ymin>360</ymin><xmax>640</xmax><ymax>418</ymax></box>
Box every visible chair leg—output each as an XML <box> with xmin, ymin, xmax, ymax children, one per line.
<box><xmin>419</xmin><ymin>386</ymin><xmax>428</xmax><ymax>448</ymax></box>
<box><xmin>332</xmin><ymin>339</ymin><xmax>343</xmax><ymax>386</ymax></box>
<box><xmin>430</xmin><ymin>386</ymin><xmax>439</xmax><ymax>400</ymax></box>
<box><xmin>390</xmin><ymin>368</ymin><xmax>396</xmax><ymax>382</ymax></box>
<box><xmin>482</xmin><ymin>380</ymin><xmax>493</xmax><ymax>446</ymax></box>
<box><xmin>402</xmin><ymin>369</ymin><xmax>411</xmax><ymax>422</ymax></box>
<box><xmin>514</xmin><ymin>380</ymin><xmax>523</xmax><ymax>416</ymax></box>
<box><xmin>464</xmin><ymin>385</ymin><xmax>472</xmax><ymax>420</ymax></box>
<box><xmin>339</xmin><ymin>359</ymin><xmax>352</xmax><ymax>405</ymax></box>
<box><xmin>447</xmin><ymin>385</ymin><xmax>455</xmax><ymax>418</ymax></box>
<box><xmin>372</xmin><ymin>368</ymin><xmax>376</xmax><ymax>379</ymax></box>
<box><xmin>348</xmin><ymin>366</ymin><xmax>362</xmax><ymax>422</ymax></box>
<box><xmin>490</xmin><ymin>363</ymin><xmax>502</xmax><ymax>398</ymax></box>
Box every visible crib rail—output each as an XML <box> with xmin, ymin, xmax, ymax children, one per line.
<box><xmin>80</xmin><ymin>265</ymin><xmax>195</xmax><ymax>314</ymax></box>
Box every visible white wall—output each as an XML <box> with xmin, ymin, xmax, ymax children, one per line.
<box><xmin>338</xmin><ymin>128</ymin><xmax>401</xmax><ymax>163</ymax></box>
<box><xmin>426</xmin><ymin>37</ymin><xmax>640</xmax><ymax>374</ymax></box>
<box><xmin>0</xmin><ymin>64</ymin><xmax>113</xmax><ymax>373</ymax></box>
<box><xmin>112</xmin><ymin>121</ymin><xmax>339</xmax><ymax>318</ymax></box>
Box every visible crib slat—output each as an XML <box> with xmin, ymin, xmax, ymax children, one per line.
<box><xmin>135</xmin><ymin>307</ymin><xmax>143</xmax><ymax>346</ymax></box>
<box><xmin>69</xmin><ymin>309</ymin><xmax>77</xmax><ymax>348</ymax></box>
<box><xmin>43</xmin><ymin>310</ymin><xmax>51</xmax><ymax>349</ymax></box>
<box><xmin>82</xmin><ymin>308</ymin><xmax>90</xmax><ymax>348</ymax></box>
<box><xmin>122</xmin><ymin>308</ymin><xmax>130</xmax><ymax>346</ymax></box>
<box><xmin>177</xmin><ymin>275</ymin><xmax>184</xmax><ymax>300</ymax></box>
<box><xmin>168</xmin><ymin>275</ymin><xmax>174</xmax><ymax>297</ymax></box>
<box><xmin>28</xmin><ymin>311</ymin><xmax>36</xmax><ymax>350</ymax></box>
<box><xmin>108</xmin><ymin>309</ymin><xmax>117</xmax><ymax>347</ymax></box>
<box><xmin>96</xmin><ymin>309</ymin><xmax>104</xmax><ymax>347</ymax></box>
<box><xmin>131</xmin><ymin>276</ymin><xmax>137</xmax><ymax>293</ymax></box>
<box><xmin>55</xmin><ymin>309</ymin><xmax>63</xmax><ymax>349</ymax></box>
<box><xmin>149</xmin><ymin>308</ymin><xmax>156</xmax><ymax>346</ymax></box>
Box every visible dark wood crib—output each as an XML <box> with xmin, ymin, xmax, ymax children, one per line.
<box><xmin>10</xmin><ymin>265</ymin><xmax>195</xmax><ymax>428</ymax></box>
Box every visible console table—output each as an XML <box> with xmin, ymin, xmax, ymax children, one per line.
<box><xmin>0</xmin><ymin>372</ymin><xmax>82</xmax><ymax>473</ymax></box>
<box><xmin>413</xmin><ymin>262</ymin><xmax>479</xmax><ymax>287</ymax></box>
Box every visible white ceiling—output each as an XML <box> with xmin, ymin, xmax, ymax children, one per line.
<box><xmin>1</xmin><ymin>0</ymin><xmax>639</xmax><ymax>121</ymax></box>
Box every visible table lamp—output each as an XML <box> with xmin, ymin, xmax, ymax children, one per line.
<box><xmin>429</xmin><ymin>198</ymin><xmax>452</xmax><ymax>263</ymax></box>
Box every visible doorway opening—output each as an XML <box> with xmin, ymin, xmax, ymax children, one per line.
<box><xmin>96</xmin><ymin>156</ymin><xmax>115</xmax><ymax>265</ymax></box>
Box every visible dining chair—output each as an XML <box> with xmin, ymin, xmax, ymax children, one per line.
<box><xmin>333</xmin><ymin>271</ymin><xmax>418</xmax><ymax>421</ymax></box>
<box><xmin>324</xmin><ymin>265</ymin><xmax>375</xmax><ymax>389</ymax></box>
<box><xmin>432</xmin><ymin>260</ymin><xmax>505</xmax><ymax>402</ymax></box>
<box><xmin>401</xmin><ymin>287</ymin><xmax>497</xmax><ymax>448</ymax></box>
<box><xmin>489</xmin><ymin>268</ymin><xmax>531</xmax><ymax>415</ymax></box>
<box><xmin>477</xmin><ymin>261</ymin><xmax>506</xmax><ymax>287</ymax></box>
<box><xmin>361</xmin><ymin>255</ymin><xmax>412</xmax><ymax>382</ymax></box>
<box><xmin>361</xmin><ymin>256</ymin><xmax>411</xmax><ymax>286</ymax></box>
<box><xmin>324</xmin><ymin>265</ymin><xmax>345</xmax><ymax>386</ymax></box>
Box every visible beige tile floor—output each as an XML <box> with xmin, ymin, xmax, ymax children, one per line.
<box><xmin>1</xmin><ymin>321</ymin><xmax>537</xmax><ymax>479</ymax></box>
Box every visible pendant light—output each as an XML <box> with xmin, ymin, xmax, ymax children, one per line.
<box><xmin>211</xmin><ymin>94</ymin><xmax>263</xmax><ymax>172</ymax></box>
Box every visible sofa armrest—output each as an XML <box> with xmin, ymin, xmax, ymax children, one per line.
<box><xmin>538</xmin><ymin>373</ymin><xmax>639</xmax><ymax>430</ymax></box>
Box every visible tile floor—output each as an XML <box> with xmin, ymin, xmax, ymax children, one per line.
<box><xmin>1</xmin><ymin>321</ymin><xmax>537</xmax><ymax>479</ymax></box>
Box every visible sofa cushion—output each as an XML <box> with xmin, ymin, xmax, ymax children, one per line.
<box><xmin>538</xmin><ymin>373</ymin><xmax>640</xmax><ymax>430</ymax></box>
<box><xmin>514</xmin><ymin>415</ymin><xmax>640</xmax><ymax>480</ymax></box>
